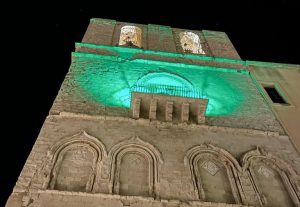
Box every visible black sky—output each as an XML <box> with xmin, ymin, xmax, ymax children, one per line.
<box><xmin>2</xmin><ymin>1</ymin><xmax>300</xmax><ymax>206</ymax></box>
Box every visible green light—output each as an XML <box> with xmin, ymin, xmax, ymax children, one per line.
<box><xmin>111</xmin><ymin>72</ymin><xmax>202</xmax><ymax>108</ymax></box>
<box><xmin>76</xmin><ymin>42</ymin><xmax>246</xmax><ymax>65</ymax></box>
<box><xmin>70</xmin><ymin>48</ymin><xmax>249</xmax><ymax>116</ymax></box>
<box><xmin>112</xmin><ymin>88</ymin><xmax>131</xmax><ymax>108</ymax></box>
<box><xmin>136</xmin><ymin>72</ymin><xmax>193</xmax><ymax>87</ymax></box>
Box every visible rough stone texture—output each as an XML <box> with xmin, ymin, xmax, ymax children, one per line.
<box><xmin>6</xmin><ymin>18</ymin><xmax>300</xmax><ymax>207</ymax></box>
<box><xmin>7</xmin><ymin>190</ymin><xmax>252</xmax><ymax>207</ymax></box>
<box><xmin>131</xmin><ymin>92</ymin><xmax>208</xmax><ymax>124</ymax></box>
<box><xmin>49</xmin><ymin>53</ymin><xmax>284</xmax><ymax>134</ymax></box>
<box><xmin>202</xmin><ymin>30</ymin><xmax>241</xmax><ymax>60</ymax></box>
<box><xmin>75</xmin><ymin>44</ymin><xmax>245</xmax><ymax>71</ymax></box>
<box><xmin>81</xmin><ymin>18</ymin><xmax>238</xmax><ymax>58</ymax></box>
<box><xmin>6</xmin><ymin>114</ymin><xmax>300</xmax><ymax>206</ymax></box>
<box><xmin>147</xmin><ymin>24</ymin><xmax>177</xmax><ymax>52</ymax></box>
<box><xmin>82</xmin><ymin>18</ymin><xmax>116</xmax><ymax>45</ymax></box>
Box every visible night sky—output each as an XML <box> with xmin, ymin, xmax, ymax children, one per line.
<box><xmin>2</xmin><ymin>2</ymin><xmax>300</xmax><ymax>206</ymax></box>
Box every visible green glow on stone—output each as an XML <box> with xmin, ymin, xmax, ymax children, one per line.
<box><xmin>76</xmin><ymin>43</ymin><xmax>300</xmax><ymax>70</ymax></box>
<box><xmin>112</xmin><ymin>88</ymin><xmax>131</xmax><ymax>107</ymax></box>
<box><xmin>73</xmin><ymin>52</ymin><xmax>249</xmax><ymax>75</ymax></box>
<box><xmin>76</xmin><ymin>42</ymin><xmax>246</xmax><ymax>65</ymax></box>
<box><xmin>115</xmin><ymin>72</ymin><xmax>199</xmax><ymax>108</ymax></box>
<box><xmin>71</xmin><ymin>49</ymin><xmax>249</xmax><ymax>116</ymax></box>
<box><xmin>136</xmin><ymin>72</ymin><xmax>193</xmax><ymax>87</ymax></box>
<box><xmin>66</xmin><ymin>43</ymin><xmax>300</xmax><ymax>118</ymax></box>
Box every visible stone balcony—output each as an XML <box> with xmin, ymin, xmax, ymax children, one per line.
<box><xmin>131</xmin><ymin>92</ymin><xmax>208</xmax><ymax>124</ymax></box>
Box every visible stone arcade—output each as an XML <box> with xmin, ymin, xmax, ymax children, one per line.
<box><xmin>6</xmin><ymin>18</ymin><xmax>300</xmax><ymax>207</ymax></box>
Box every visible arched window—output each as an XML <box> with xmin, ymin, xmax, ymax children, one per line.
<box><xmin>51</xmin><ymin>144</ymin><xmax>97</xmax><ymax>192</ymax></box>
<box><xmin>109</xmin><ymin>136</ymin><xmax>163</xmax><ymax>198</ymax></box>
<box><xmin>179</xmin><ymin>32</ymin><xmax>205</xmax><ymax>54</ymax></box>
<box><xmin>185</xmin><ymin>144</ymin><xmax>242</xmax><ymax>204</ymax></box>
<box><xmin>45</xmin><ymin>131</ymin><xmax>107</xmax><ymax>192</ymax></box>
<box><xmin>119</xmin><ymin>26</ymin><xmax>142</xmax><ymax>48</ymax></box>
<box><xmin>242</xmin><ymin>148</ymin><xmax>300</xmax><ymax>207</ymax></box>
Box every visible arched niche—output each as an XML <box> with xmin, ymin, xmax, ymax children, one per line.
<box><xmin>179</xmin><ymin>31</ymin><xmax>205</xmax><ymax>54</ymax></box>
<box><xmin>131</xmin><ymin>72</ymin><xmax>198</xmax><ymax>99</ymax></box>
<box><xmin>118</xmin><ymin>25</ymin><xmax>142</xmax><ymax>48</ymax></box>
<box><xmin>108</xmin><ymin>136</ymin><xmax>163</xmax><ymax>198</ymax></box>
<box><xmin>184</xmin><ymin>144</ymin><xmax>242</xmax><ymax>204</ymax></box>
<box><xmin>111</xmin><ymin>71</ymin><xmax>196</xmax><ymax>108</ymax></box>
<box><xmin>44</xmin><ymin>131</ymin><xmax>107</xmax><ymax>192</ymax></box>
<box><xmin>135</xmin><ymin>72</ymin><xmax>193</xmax><ymax>89</ymax></box>
<box><xmin>242</xmin><ymin>147</ymin><xmax>300</xmax><ymax>207</ymax></box>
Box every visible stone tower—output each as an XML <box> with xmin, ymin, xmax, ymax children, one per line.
<box><xmin>6</xmin><ymin>18</ymin><xmax>300</xmax><ymax>207</ymax></box>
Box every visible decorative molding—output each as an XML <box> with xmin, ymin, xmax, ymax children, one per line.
<box><xmin>184</xmin><ymin>143</ymin><xmax>241</xmax><ymax>171</ymax></box>
<box><xmin>41</xmin><ymin>131</ymin><xmax>107</xmax><ymax>193</ymax></box>
<box><xmin>241</xmin><ymin>147</ymin><xmax>300</xmax><ymax>206</ymax></box>
<box><xmin>37</xmin><ymin>189</ymin><xmax>251</xmax><ymax>206</ymax></box>
<box><xmin>130</xmin><ymin>92</ymin><xmax>208</xmax><ymax>124</ymax></box>
<box><xmin>241</xmin><ymin>146</ymin><xmax>298</xmax><ymax>178</ymax></box>
<box><xmin>184</xmin><ymin>143</ymin><xmax>243</xmax><ymax>204</ymax></box>
<box><xmin>48</xmin><ymin>130</ymin><xmax>107</xmax><ymax>158</ymax></box>
<box><xmin>119</xmin><ymin>25</ymin><xmax>142</xmax><ymax>48</ymax></box>
<box><xmin>108</xmin><ymin>136</ymin><xmax>163</xmax><ymax>198</ymax></box>
<box><xmin>200</xmin><ymin>160</ymin><xmax>220</xmax><ymax>176</ymax></box>
<box><xmin>51</xmin><ymin>113</ymin><xmax>281</xmax><ymax>138</ymax></box>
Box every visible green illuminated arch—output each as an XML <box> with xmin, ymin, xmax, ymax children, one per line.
<box><xmin>136</xmin><ymin>72</ymin><xmax>193</xmax><ymax>88</ymax></box>
<box><xmin>112</xmin><ymin>72</ymin><xmax>197</xmax><ymax>108</ymax></box>
<box><xmin>74</xmin><ymin>57</ymin><xmax>246</xmax><ymax>116</ymax></box>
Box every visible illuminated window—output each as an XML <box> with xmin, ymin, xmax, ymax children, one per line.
<box><xmin>263</xmin><ymin>86</ymin><xmax>288</xmax><ymax>104</ymax></box>
<box><xmin>179</xmin><ymin>32</ymin><xmax>205</xmax><ymax>54</ymax></box>
<box><xmin>119</xmin><ymin>26</ymin><xmax>142</xmax><ymax>48</ymax></box>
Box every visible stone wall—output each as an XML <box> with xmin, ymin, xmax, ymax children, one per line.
<box><xmin>81</xmin><ymin>18</ymin><xmax>240</xmax><ymax>60</ymax></box>
<box><xmin>6</xmin><ymin>114</ymin><xmax>300</xmax><ymax>206</ymax></box>
<box><xmin>49</xmin><ymin>51</ymin><xmax>284</xmax><ymax>134</ymax></box>
<box><xmin>6</xmin><ymin>18</ymin><xmax>300</xmax><ymax>207</ymax></box>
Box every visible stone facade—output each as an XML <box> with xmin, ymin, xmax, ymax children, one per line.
<box><xmin>6</xmin><ymin>18</ymin><xmax>300</xmax><ymax>207</ymax></box>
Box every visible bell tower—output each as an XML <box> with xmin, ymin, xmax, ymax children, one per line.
<box><xmin>6</xmin><ymin>18</ymin><xmax>300</xmax><ymax>207</ymax></box>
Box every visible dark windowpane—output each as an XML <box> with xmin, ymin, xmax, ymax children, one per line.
<box><xmin>264</xmin><ymin>87</ymin><xmax>287</xmax><ymax>104</ymax></box>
